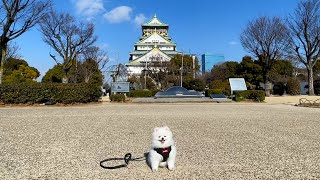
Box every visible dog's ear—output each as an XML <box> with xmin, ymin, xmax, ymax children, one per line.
<box><xmin>154</xmin><ymin>127</ymin><xmax>159</xmax><ymax>132</ymax></box>
<box><xmin>164</xmin><ymin>126</ymin><xmax>170</xmax><ymax>130</ymax></box>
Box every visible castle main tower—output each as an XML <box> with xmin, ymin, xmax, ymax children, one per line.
<box><xmin>126</xmin><ymin>15</ymin><xmax>178</xmax><ymax>75</ymax></box>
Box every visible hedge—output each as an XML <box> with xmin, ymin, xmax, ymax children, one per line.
<box><xmin>127</xmin><ymin>89</ymin><xmax>158</xmax><ymax>97</ymax></box>
<box><xmin>109</xmin><ymin>94</ymin><xmax>126</xmax><ymax>102</ymax></box>
<box><xmin>205</xmin><ymin>89</ymin><xmax>230</xmax><ymax>97</ymax></box>
<box><xmin>0</xmin><ymin>83</ymin><xmax>101</xmax><ymax>104</ymax></box>
<box><xmin>233</xmin><ymin>90</ymin><xmax>265</xmax><ymax>102</ymax></box>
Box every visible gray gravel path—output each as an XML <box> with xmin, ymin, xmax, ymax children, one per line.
<box><xmin>1</xmin><ymin>103</ymin><xmax>320</xmax><ymax>179</ymax></box>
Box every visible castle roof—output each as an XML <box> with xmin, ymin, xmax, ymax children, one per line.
<box><xmin>127</xmin><ymin>47</ymin><xmax>172</xmax><ymax>66</ymax></box>
<box><xmin>139</xmin><ymin>31</ymin><xmax>172</xmax><ymax>44</ymax></box>
<box><xmin>142</xmin><ymin>14</ymin><xmax>168</xmax><ymax>27</ymax></box>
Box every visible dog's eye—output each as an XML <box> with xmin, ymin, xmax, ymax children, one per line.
<box><xmin>164</xmin><ymin>136</ymin><xmax>166</xmax><ymax>138</ymax></box>
<box><xmin>158</xmin><ymin>136</ymin><xmax>161</xmax><ymax>138</ymax></box>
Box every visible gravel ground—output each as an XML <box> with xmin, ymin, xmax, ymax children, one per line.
<box><xmin>1</xmin><ymin>103</ymin><xmax>320</xmax><ymax>179</ymax></box>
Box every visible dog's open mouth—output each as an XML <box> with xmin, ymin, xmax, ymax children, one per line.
<box><xmin>159</xmin><ymin>139</ymin><xmax>165</xmax><ymax>144</ymax></box>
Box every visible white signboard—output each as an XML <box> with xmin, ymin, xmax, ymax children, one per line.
<box><xmin>111</xmin><ymin>82</ymin><xmax>130</xmax><ymax>93</ymax></box>
<box><xmin>229</xmin><ymin>78</ymin><xmax>247</xmax><ymax>94</ymax></box>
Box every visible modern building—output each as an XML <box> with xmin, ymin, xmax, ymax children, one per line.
<box><xmin>201</xmin><ymin>53</ymin><xmax>225</xmax><ymax>74</ymax></box>
<box><xmin>126</xmin><ymin>15</ymin><xmax>179</xmax><ymax>76</ymax></box>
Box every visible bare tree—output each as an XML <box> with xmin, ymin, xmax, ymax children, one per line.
<box><xmin>288</xmin><ymin>0</ymin><xmax>320</xmax><ymax>95</ymax></box>
<box><xmin>240</xmin><ymin>16</ymin><xmax>291</xmax><ymax>96</ymax></box>
<box><xmin>0</xmin><ymin>0</ymin><xmax>51</xmax><ymax>84</ymax></box>
<box><xmin>107</xmin><ymin>63</ymin><xmax>128</xmax><ymax>83</ymax></box>
<box><xmin>145</xmin><ymin>58</ymin><xmax>170</xmax><ymax>89</ymax></box>
<box><xmin>80</xmin><ymin>46</ymin><xmax>109</xmax><ymax>83</ymax></box>
<box><xmin>6</xmin><ymin>42</ymin><xmax>21</xmax><ymax>59</ymax></box>
<box><xmin>39</xmin><ymin>10</ymin><xmax>97</xmax><ymax>83</ymax></box>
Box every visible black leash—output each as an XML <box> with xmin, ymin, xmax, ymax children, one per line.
<box><xmin>100</xmin><ymin>153</ymin><xmax>145</xmax><ymax>169</ymax></box>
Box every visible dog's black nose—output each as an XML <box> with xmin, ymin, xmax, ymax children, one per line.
<box><xmin>161</xmin><ymin>137</ymin><xmax>164</xmax><ymax>140</ymax></box>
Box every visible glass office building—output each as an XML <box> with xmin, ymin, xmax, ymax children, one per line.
<box><xmin>201</xmin><ymin>53</ymin><xmax>225</xmax><ymax>74</ymax></box>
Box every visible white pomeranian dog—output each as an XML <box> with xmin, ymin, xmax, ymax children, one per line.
<box><xmin>148</xmin><ymin>126</ymin><xmax>176</xmax><ymax>172</ymax></box>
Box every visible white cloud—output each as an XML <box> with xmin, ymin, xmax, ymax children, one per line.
<box><xmin>108</xmin><ymin>57</ymin><xmax>117</xmax><ymax>63</ymax></box>
<box><xmin>74</xmin><ymin>0</ymin><xmax>105</xmax><ymax>17</ymax></box>
<box><xmin>229</xmin><ymin>41</ymin><xmax>238</xmax><ymax>45</ymax></box>
<box><xmin>104</xmin><ymin>6</ymin><xmax>132</xmax><ymax>23</ymax></box>
<box><xmin>98</xmin><ymin>43</ymin><xmax>110</xmax><ymax>51</ymax></box>
<box><xmin>134</xmin><ymin>14</ymin><xmax>147</xmax><ymax>26</ymax></box>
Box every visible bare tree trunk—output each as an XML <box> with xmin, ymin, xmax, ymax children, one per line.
<box><xmin>85</xmin><ymin>77</ymin><xmax>89</xmax><ymax>83</ymax></box>
<box><xmin>0</xmin><ymin>69</ymin><xmax>2</xmax><ymax>84</ymax></box>
<box><xmin>62</xmin><ymin>77</ymin><xmax>68</xmax><ymax>83</ymax></box>
<box><xmin>307</xmin><ymin>67</ymin><xmax>315</xmax><ymax>95</ymax></box>
<box><xmin>62</xmin><ymin>71</ymin><xmax>68</xmax><ymax>83</ymax></box>
<box><xmin>85</xmin><ymin>74</ymin><xmax>91</xmax><ymax>83</ymax></box>
<box><xmin>0</xmin><ymin>44</ymin><xmax>7</xmax><ymax>84</ymax></box>
<box><xmin>262</xmin><ymin>68</ymin><xmax>271</xmax><ymax>96</ymax></box>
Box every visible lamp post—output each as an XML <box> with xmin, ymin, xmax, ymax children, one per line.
<box><xmin>180</xmin><ymin>52</ymin><xmax>184</xmax><ymax>87</ymax></box>
<box><xmin>144</xmin><ymin>58</ymin><xmax>148</xmax><ymax>89</ymax></box>
<box><xmin>192</xmin><ymin>55</ymin><xmax>196</xmax><ymax>79</ymax></box>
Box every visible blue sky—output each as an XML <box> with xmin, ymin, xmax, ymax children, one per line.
<box><xmin>14</xmin><ymin>0</ymin><xmax>300</xmax><ymax>80</ymax></box>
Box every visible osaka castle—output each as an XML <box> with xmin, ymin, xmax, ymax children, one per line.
<box><xmin>126</xmin><ymin>15</ymin><xmax>179</xmax><ymax>75</ymax></box>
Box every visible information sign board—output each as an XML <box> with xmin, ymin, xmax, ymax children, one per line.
<box><xmin>111</xmin><ymin>82</ymin><xmax>130</xmax><ymax>93</ymax></box>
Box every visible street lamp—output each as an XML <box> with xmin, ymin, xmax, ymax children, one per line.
<box><xmin>144</xmin><ymin>58</ymin><xmax>148</xmax><ymax>89</ymax></box>
<box><xmin>179</xmin><ymin>52</ymin><xmax>184</xmax><ymax>87</ymax></box>
<box><xmin>192</xmin><ymin>55</ymin><xmax>196</xmax><ymax>79</ymax></box>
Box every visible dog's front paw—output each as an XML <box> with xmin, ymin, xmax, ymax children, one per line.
<box><xmin>152</xmin><ymin>167</ymin><xmax>158</xmax><ymax>172</ymax></box>
<box><xmin>168</xmin><ymin>164</ymin><xmax>175</xmax><ymax>171</ymax></box>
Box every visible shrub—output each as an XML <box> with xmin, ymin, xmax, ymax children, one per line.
<box><xmin>314</xmin><ymin>80</ymin><xmax>320</xmax><ymax>95</ymax></box>
<box><xmin>183</xmin><ymin>78</ymin><xmax>206</xmax><ymax>91</ymax></box>
<box><xmin>286</xmin><ymin>78</ymin><xmax>300</xmax><ymax>95</ymax></box>
<box><xmin>151</xmin><ymin>90</ymin><xmax>160</xmax><ymax>96</ymax></box>
<box><xmin>109</xmin><ymin>94</ymin><xmax>126</xmax><ymax>102</ymax></box>
<box><xmin>246</xmin><ymin>82</ymin><xmax>253</xmax><ymax>90</ymax></box>
<box><xmin>233</xmin><ymin>90</ymin><xmax>265</xmax><ymax>102</ymax></box>
<box><xmin>208</xmin><ymin>80</ymin><xmax>231</xmax><ymax>95</ymax></box>
<box><xmin>42</xmin><ymin>65</ymin><xmax>64</xmax><ymax>83</ymax></box>
<box><xmin>273</xmin><ymin>82</ymin><xmax>286</xmax><ymax>96</ymax></box>
<box><xmin>127</xmin><ymin>90</ymin><xmax>154</xmax><ymax>97</ymax></box>
<box><xmin>205</xmin><ymin>89</ymin><xmax>230</xmax><ymax>97</ymax></box>
<box><xmin>0</xmin><ymin>83</ymin><xmax>101</xmax><ymax>104</ymax></box>
<box><xmin>209</xmin><ymin>80</ymin><xmax>229</xmax><ymax>89</ymax></box>
<box><xmin>205</xmin><ymin>89</ymin><xmax>222</xmax><ymax>97</ymax></box>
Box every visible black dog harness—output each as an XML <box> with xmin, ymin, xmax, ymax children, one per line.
<box><xmin>154</xmin><ymin>146</ymin><xmax>172</xmax><ymax>162</ymax></box>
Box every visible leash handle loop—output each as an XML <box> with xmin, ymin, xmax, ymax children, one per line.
<box><xmin>100</xmin><ymin>153</ymin><xmax>144</xmax><ymax>169</ymax></box>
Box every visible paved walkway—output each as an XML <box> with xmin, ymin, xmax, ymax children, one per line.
<box><xmin>1</xmin><ymin>103</ymin><xmax>320</xmax><ymax>179</ymax></box>
<box><xmin>102</xmin><ymin>94</ymin><xmax>320</xmax><ymax>105</ymax></box>
<box><xmin>264</xmin><ymin>95</ymin><xmax>320</xmax><ymax>105</ymax></box>
<box><xmin>131</xmin><ymin>97</ymin><xmax>232</xmax><ymax>103</ymax></box>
